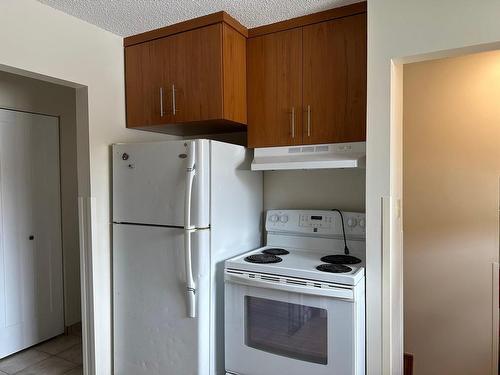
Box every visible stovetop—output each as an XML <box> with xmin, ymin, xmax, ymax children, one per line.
<box><xmin>225</xmin><ymin>245</ymin><xmax>365</xmax><ymax>286</ymax></box>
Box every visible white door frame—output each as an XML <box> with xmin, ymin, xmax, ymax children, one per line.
<box><xmin>78</xmin><ymin>197</ymin><xmax>96</xmax><ymax>374</ymax></box>
<box><xmin>0</xmin><ymin>66</ymin><xmax>95</xmax><ymax>374</ymax></box>
<box><xmin>74</xmin><ymin>86</ymin><xmax>95</xmax><ymax>375</ymax></box>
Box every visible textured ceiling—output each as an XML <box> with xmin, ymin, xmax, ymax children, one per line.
<box><xmin>36</xmin><ymin>0</ymin><xmax>360</xmax><ymax>37</ymax></box>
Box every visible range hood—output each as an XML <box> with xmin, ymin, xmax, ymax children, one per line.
<box><xmin>251</xmin><ymin>142</ymin><xmax>366</xmax><ymax>171</ymax></box>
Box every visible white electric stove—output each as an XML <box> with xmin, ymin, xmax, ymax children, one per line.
<box><xmin>225</xmin><ymin>244</ymin><xmax>365</xmax><ymax>286</ymax></box>
<box><xmin>224</xmin><ymin>209</ymin><xmax>366</xmax><ymax>375</ymax></box>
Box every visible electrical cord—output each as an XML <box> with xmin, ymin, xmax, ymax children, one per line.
<box><xmin>331</xmin><ymin>209</ymin><xmax>350</xmax><ymax>255</ymax></box>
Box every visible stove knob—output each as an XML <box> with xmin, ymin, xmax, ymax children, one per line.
<box><xmin>347</xmin><ymin>218</ymin><xmax>357</xmax><ymax>227</ymax></box>
<box><xmin>359</xmin><ymin>218</ymin><xmax>366</xmax><ymax>228</ymax></box>
<box><xmin>270</xmin><ymin>214</ymin><xmax>279</xmax><ymax>223</ymax></box>
<box><xmin>279</xmin><ymin>214</ymin><xmax>289</xmax><ymax>223</ymax></box>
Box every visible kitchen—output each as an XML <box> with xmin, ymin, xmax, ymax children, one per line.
<box><xmin>116</xmin><ymin>3</ymin><xmax>366</xmax><ymax>374</ymax></box>
<box><xmin>0</xmin><ymin>1</ymin><xmax>499</xmax><ymax>375</ymax></box>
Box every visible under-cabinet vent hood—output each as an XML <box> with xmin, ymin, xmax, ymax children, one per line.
<box><xmin>251</xmin><ymin>142</ymin><xmax>366</xmax><ymax>171</ymax></box>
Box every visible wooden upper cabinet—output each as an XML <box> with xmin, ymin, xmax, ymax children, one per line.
<box><xmin>124</xmin><ymin>6</ymin><xmax>367</xmax><ymax>140</ymax></box>
<box><xmin>246</xmin><ymin>3</ymin><xmax>367</xmax><ymax>147</ymax></box>
<box><xmin>124</xmin><ymin>12</ymin><xmax>247</xmax><ymax>135</ymax></box>
<box><xmin>169</xmin><ymin>24</ymin><xmax>223</xmax><ymax>123</ymax></box>
<box><xmin>302</xmin><ymin>13</ymin><xmax>367</xmax><ymax>144</ymax></box>
<box><xmin>247</xmin><ymin>29</ymin><xmax>303</xmax><ymax>148</ymax></box>
<box><xmin>153</xmin><ymin>37</ymin><xmax>174</xmax><ymax>124</ymax></box>
<box><xmin>125</xmin><ymin>41</ymin><xmax>162</xmax><ymax>127</ymax></box>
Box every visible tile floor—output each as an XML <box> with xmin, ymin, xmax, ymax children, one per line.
<box><xmin>0</xmin><ymin>326</ymin><xmax>82</xmax><ymax>375</ymax></box>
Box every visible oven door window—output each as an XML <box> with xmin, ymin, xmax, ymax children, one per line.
<box><xmin>245</xmin><ymin>296</ymin><xmax>328</xmax><ymax>365</ymax></box>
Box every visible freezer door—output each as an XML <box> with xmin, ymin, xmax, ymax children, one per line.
<box><xmin>113</xmin><ymin>140</ymin><xmax>210</xmax><ymax>227</ymax></box>
<box><xmin>113</xmin><ymin>224</ymin><xmax>210</xmax><ymax>375</ymax></box>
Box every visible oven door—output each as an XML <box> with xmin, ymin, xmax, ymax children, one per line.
<box><xmin>224</xmin><ymin>271</ymin><xmax>362</xmax><ymax>375</ymax></box>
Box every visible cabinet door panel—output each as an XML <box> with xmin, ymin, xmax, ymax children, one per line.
<box><xmin>303</xmin><ymin>14</ymin><xmax>366</xmax><ymax>144</ymax></box>
<box><xmin>222</xmin><ymin>23</ymin><xmax>247</xmax><ymax>125</ymax></box>
<box><xmin>170</xmin><ymin>24</ymin><xmax>223</xmax><ymax>123</ymax></box>
<box><xmin>247</xmin><ymin>29</ymin><xmax>303</xmax><ymax>148</ymax></box>
<box><xmin>153</xmin><ymin>37</ymin><xmax>174</xmax><ymax>124</ymax></box>
<box><xmin>125</xmin><ymin>41</ymin><xmax>163</xmax><ymax>127</ymax></box>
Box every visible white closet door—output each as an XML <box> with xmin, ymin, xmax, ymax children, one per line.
<box><xmin>0</xmin><ymin>109</ymin><xmax>64</xmax><ymax>358</ymax></box>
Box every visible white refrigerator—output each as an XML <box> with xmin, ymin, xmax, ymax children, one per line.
<box><xmin>112</xmin><ymin>139</ymin><xmax>263</xmax><ymax>375</ymax></box>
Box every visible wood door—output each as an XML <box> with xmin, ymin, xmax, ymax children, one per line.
<box><xmin>125</xmin><ymin>41</ymin><xmax>165</xmax><ymax>127</ymax></box>
<box><xmin>222</xmin><ymin>23</ymin><xmax>247</xmax><ymax>125</ymax></box>
<box><xmin>247</xmin><ymin>28</ymin><xmax>303</xmax><ymax>148</ymax></box>
<box><xmin>302</xmin><ymin>13</ymin><xmax>366</xmax><ymax>144</ymax></box>
<box><xmin>153</xmin><ymin>36</ymin><xmax>174</xmax><ymax>124</ymax></box>
<box><xmin>169</xmin><ymin>24</ymin><xmax>223</xmax><ymax>123</ymax></box>
<box><xmin>0</xmin><ymin>110</ymin><xmax>64</xmax><ymax>358</ymax></box>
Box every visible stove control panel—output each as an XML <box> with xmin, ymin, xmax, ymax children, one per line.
<box><xmin>266</xmin><ymin>210</ymin><xmax>365</xmax><ymax>237</ymax></box>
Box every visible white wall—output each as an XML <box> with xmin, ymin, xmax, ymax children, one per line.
<box><xmin>0</xmin><ymin>71</ymin><xmax>82</xmax><ymax>326</ymax></box>
<box><xmin>403</xmin><ymin>51</ymin><xmax>500</xmax><ymax>375</ymax></box>
<box><xmin>368</xmin><ymin>1</ymin><xmax>500</xmax><ymax>373</ymax></box>
<box><xmin>0</xmin><ymin>1</ymin><xmax>174</xmax><ymax>372</ymax></box>
<box><xmin>264</xmin><ymin>169</ymin><xmax>365</xmax><ymax>212</ymax></box>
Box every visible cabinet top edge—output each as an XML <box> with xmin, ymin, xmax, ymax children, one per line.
<box><xmin>248</xmin><ymin>2</ymin><xmax>367</xmax><ymax>38</ymax></box>
<box><xmin>123</xmin><ymin>11</ymin><xmax>248</xmax><ymax>47</ymax></box>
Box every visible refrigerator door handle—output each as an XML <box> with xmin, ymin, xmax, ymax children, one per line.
<box><xmin>184</xmin><ymin>228</ymin><xmax>196</xmax><ymax>318</ymax></box>
<box><xmin>184</xmin><ymin>141</ymin><xmax>197</xmax><ymax>318</ymax></box>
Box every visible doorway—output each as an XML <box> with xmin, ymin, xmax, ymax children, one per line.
<box><xmin>0</xmin><ymin>110</ymin><xmax>64</xmax><ymax>359</ymax></box>
<box><xmin>0</xmin><ymin>70</ymin><xmax>87</xmax><ymax>374</ymax></box>
<box><xmin>402</xmin><ymin>50</ymin><xmax>500</xmax><ymax>374</ymax></box>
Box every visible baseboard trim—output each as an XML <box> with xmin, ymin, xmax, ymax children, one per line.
<box><xmin>404</xmin><ymin>353</ymin><xmax>414</xmax><ymax>375</ymax></box>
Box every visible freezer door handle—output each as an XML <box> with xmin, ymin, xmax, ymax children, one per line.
<box><xmin>184</xmin><ymin>141</ymin><xmax>196</xmax><ymax>230</ymax></box>
<box><xmin>184</xmin><ymin>141</ymin><xmax>197</xmax><ymax>318</ymax></box>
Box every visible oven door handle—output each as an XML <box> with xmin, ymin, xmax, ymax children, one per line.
<box><xmin>225</xmin><ymin>271</ymin><xmax>354</xmax><ymax>301</ymax></box>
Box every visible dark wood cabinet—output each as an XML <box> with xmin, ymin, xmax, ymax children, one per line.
<box><xmin>247</xmin><ymin>29</ymin><xmax>303</xmax><ymax>148</ymax></box>
<box><xmin>247</xmin><ymin>3</ymin><xmax>367</xmax><ymax>147</ymax></box>
<box><xmin>302</xmin><ymin>13</ymin><xmax>366</xmax><ymax>144</ymax></box>
<box><xmin>125</xmin><ymin>41</ymin><xmax>162</xmax><ymax>127</ymax></box>
<box><xmin>169</xmin><ymin>24</ymin><xmax>223</xmax><ymax>123</ymax></box>
<box><xmin>124</xmin><ymin>5</ymin><xmax>366</xmax><ymax>141</ymax></box>
<box><xmin>153</xmin><ymin>37</ymin><xmax>174</xmax><ymax>125</ymax></box>
<box><xmin>124</xmin><ymin>13</ymin><xmax>247</xmax><ymax>135</ymax></box>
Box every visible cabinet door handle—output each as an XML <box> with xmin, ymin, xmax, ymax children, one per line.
<box><xmin>160</xmin><ymin>87</ymin><xmax>164</xmax><ymax>117</ymax></box>
<box><xmin>307</xmin><ymin>105</ymin><xmax>311</xmax><ymax>137</ymax></box>
<box><xmin>290</xmin><ymin>107</ymin><xmax>295</xmax><ymax>139</ymax></box>
<box><xmin>172</xmin><ymin>84</ymin><xmax>176</xmax><ymax>116</ymax></box>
